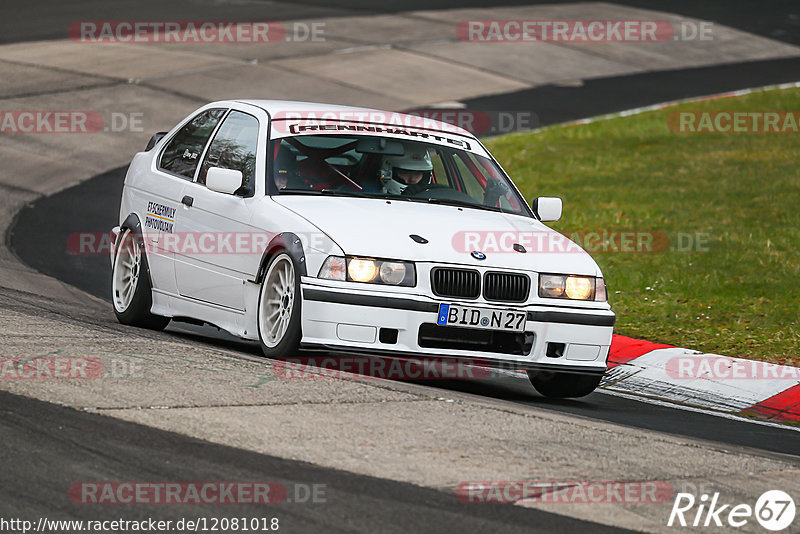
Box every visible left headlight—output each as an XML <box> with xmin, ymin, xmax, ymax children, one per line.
<box><xmin>539</xmin><ymin>274</ymin><xmax>606</xmax><ymax>301</ymax></box>
<box><xmin>318</xmin><ymin>256</ymin><xmax>416</xmax><ymax>287</ymax></box>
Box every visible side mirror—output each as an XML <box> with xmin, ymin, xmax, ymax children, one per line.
<box><xmin>532</xmin><ymin>197</ymin><xmax>562</xmax><ymax>222</ymax></box>
<box><xmin>145</xmin><ymin>131</ymin><xmax>167</xmax><ymax>151</ymax></box>
<box><xmin>206</xmin><ymin>167</ymin><xmax>243</xmax><ymax>195</ymax></box>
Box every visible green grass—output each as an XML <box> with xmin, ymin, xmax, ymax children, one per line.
<box><xmin>485</xmin><ymin>87</ymin><xmax>800</xmax><ymax>364</ymax></box>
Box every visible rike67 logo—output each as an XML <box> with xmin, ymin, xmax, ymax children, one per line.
<box><xmin>668</xmin><ymin>490</ymin><xmax>796</xmax><ymax>531</ymax></box>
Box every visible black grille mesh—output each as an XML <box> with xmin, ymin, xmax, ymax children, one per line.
<box><xmin>431</xmin><ymin>268</ymin><xmax>480</xmax><ymax>299</ymax></box>
<box><xmin>483</xmin><ymin>272</ymin><xmax>530</xmax><ymax>302</ymax></box>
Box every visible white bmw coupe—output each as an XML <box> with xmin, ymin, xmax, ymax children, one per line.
<box><xmin>111</xmin><ymin>100</ymin><xmax>615</xmax><ymax>398</ymax></box>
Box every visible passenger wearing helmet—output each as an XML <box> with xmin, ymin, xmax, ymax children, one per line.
<box><xmin>379</xmin><ymin>144</ymin><xmax>433</xmax><ymax>196</ymax></box>
<box><xmin>273</xmin><ymin>144</ymin><xmax>299</xmax><ymax>190</ymax></box>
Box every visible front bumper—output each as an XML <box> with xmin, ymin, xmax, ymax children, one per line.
<box><xmin>299</xmin><ymin>280</ymin><xmax>614</xmax><ymax>375</ymax></box>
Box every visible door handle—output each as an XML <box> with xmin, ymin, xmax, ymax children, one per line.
<box><xmin>181</xmin><ymin>195</ymin><xmax>194</xmax><ymax>207</ymax></box>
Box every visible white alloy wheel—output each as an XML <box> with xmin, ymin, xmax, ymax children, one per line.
<box><xmin>259</xmin><ymin>253</ymin><xmax>297</xmax><ymax>348</ymax></box>
<box><xmin>112</xmin><ymin>229</ymin><xmax>142</xmax><ymax>313</ymax></box>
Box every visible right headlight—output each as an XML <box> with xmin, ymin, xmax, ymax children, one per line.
<box><xmin>318</xmin><ymin>256</ymin><xmax>416</xmax><ymax>287</ymax></box>
<box><xmin>538</xmin><ymin>274</ymin><xmax>606</xmax><ymax>301</ymax></box>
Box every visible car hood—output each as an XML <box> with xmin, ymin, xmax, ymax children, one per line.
<box><xmin>273</xmin><ymin>196</ymin><xmax>601</xmax><ymax>276</ymax></box>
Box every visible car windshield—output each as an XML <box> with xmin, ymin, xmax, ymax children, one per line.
<box><xmin>268</xmin><ymin>134</ymin><xmax>531</xmax><ymax>217</ymax></box>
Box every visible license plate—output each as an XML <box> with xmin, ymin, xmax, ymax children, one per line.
<box><xmin>437</xmin><ymin>304</ymin><xmax>527</xmax><ymax>332</ymax></box>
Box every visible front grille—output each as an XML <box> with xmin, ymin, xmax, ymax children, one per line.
<box><xmin>483</xmin><ymin>272</ymin><xmax>530</xmax><ymax>302</ymax></box>
<box><xmin>418</xmin><ymin>323</ymin><xmax>534</xmax><ymax>356</ymax></box>
<box><xmin>431</xmin><ymin>268</ymin><xmax>480</xmax><ymax>299</ymax></box>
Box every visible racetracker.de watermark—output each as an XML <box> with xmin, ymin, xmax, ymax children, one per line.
<box><xmin>69</xmin><ymin>21</ymin><xmax>325</xmax><ymax>43</ymax></box>
<box><xmin>272</xmin><ymin>110</ymin><xmax>464</xmax><ymax>135</ymax></box>
<box><xmin>272</xmin><ymin>356</ymin><xmax>493</xmax><ymax>380</ymax></box>
<box><xmin>457</xmin><ymin>20</ymin><xmax>713</xmax><ymax>42</ymax></box>
<box><xmin>451</xmin><ymin>230</ymin><xmax>711</xmax><ymax>254</ymax></box>
<box><xmin>404</xmin><ymin>109</ymin><xmax>541</xmax><ymax>135</ymax></box>
<box><xmin>668</xmin><ymin>111</ymin><xmax>800</xmax><ymax>133</ymax></box>
<box><xmin>272</xmin><ymin>109</ymin><xmax>540</xmax><ymax>136</ymax></box>
<box><xmin>0</xmin><ymin>111</ymin><xmax>143</xmax><ymax>134</ymax></box>
<box><xmin>0</xmin><ymin>357</ymin><xmax>150</xmax><ymax>380</ymax></box>
<box><xmin>666</xmin><ymin>356</ymin><xmax>800</xmax><ymax>380</ymax></box>
<box><xmin>456</xmin><ymin>480</ymin><xmax>674</xmax><ymax>504</ymax></box>
<box><xmin>69</xmin><ymin>231</ymin><xmax>333</xmax><ymax>256</ymax></box>
<box><xmin>68</xmin><ymin>482</ymin><xmax>326</xmax><ymax>505</ymax></box>
<box><xmin>0</xmin><ymin>357</ymin><xmax>103</xmax><ymax>379</ymax></box>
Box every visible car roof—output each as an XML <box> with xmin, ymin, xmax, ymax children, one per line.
<box><xmin>230</xmin><ymin>99</ymin><xmax>475</xmax><ymax>138</ymax></box>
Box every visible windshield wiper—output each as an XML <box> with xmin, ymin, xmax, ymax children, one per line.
<box><xmin>355</xmin><ymin>192</ymin><xmax>413</xmax><ymax>202</ymax></box>
<box><xmin>412</xmin><ymin>197</ymin><xmax>503</xmax><ymax>212</ymax></box>
<box><xmin>281</xmin><ymin>189</ymin><xmax>418</xmax><ymax>202</ymax></box>
<box><xmin>277</xmin><ymin>188</ymin><xmax>321</xmax><ymax>194</ymax></box>
<box><xmin>278</xmin><ymin>188</ymin><xmax>355</xmax><ymax>196</ymax></box>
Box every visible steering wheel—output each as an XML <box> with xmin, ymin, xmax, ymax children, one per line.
<box><xmin>402</xmin><ymin>183</ymin><xmax>449</xmax><ymax>197</ymax></box>
<box><xmin>405</xmin><ymin>184</ymin><xmax>476</xmax><ymax>203</ymax></box>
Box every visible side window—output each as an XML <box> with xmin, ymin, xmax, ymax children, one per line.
<box><xmin>457</xmin><ymin>152</ymin><xmax>522</xmax><ymax>211</ymax></box>
<box><xmin>159</xmin><ymin>108</ymin><xmax>226</xmax><ymax>179</ymax></box>
<box><xmin>197</xmin><ymin>111</ymin><xmax>259</xmax><ymax>197</ymax></box>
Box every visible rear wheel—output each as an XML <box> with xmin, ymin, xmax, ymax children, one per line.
<box><xmin>257</xmin><ymin>252</ymin><xmax>302</xmax><ymax>358</ymax></box>
<box><xmin>530</xmin><ymin>371</ymin><xmax>602</xmax><ymax>399</ymax></box>
<box><xmin>111</xmin><ymin>228</ymin><xmax>170</xmax><ymax>330</ymax></box>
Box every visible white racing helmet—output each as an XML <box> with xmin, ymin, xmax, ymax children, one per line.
<box><xmin>380</xmin><ymin>144</ymin><xmax>433</xmax><ymax>195</ymax></box>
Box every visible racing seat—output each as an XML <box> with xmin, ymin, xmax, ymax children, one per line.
<box><xmin>273</xmin><ymin>144</ymin><xmax>309</xmax><ymax>190</ymax></box>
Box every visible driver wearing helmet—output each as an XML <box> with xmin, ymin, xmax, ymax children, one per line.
<box><xmin>379</xmin><ymin>144</ymin><xmax>433</xmax><ymax>196</ymax></box>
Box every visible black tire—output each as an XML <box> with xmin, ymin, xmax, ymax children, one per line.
<box><xmin>530</xmin><ymin>371</ymin><xmax>603</xmax><ymax>399</ymax></box>
<box><xmin>111</xmin><ymin>228</ymin><xmax>170</xmax><ymax>330</ymax></box>
<box><xmin>257</xmin><ymin>251</ymin><xmax>302</xmax><ymax>358</ymax></box>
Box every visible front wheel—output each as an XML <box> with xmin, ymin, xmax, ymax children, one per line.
<box><xmin>257</xmin><ymin>252</ymin><xmax>302</xmax><ymax>358</ymax></box>
<box><xmin>530</xmin><ymin>371</ymin><xmax>602</xmax><ymax>399</ymax></box>
<box><xmin>111</xmin><ymin>228</ymin><xmax>170</xmax><ymax>330</ymax></box>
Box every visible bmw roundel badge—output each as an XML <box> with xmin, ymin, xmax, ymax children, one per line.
<box><xmin>471</xmin><ymin>251</ymin><xmax>486</xmax><ymax>260</ymax></box>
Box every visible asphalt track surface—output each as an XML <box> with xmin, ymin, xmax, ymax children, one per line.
<box><xmin>0</xmin><ymin>389</ymin><xmax>632</xmax><ymax>533</ymax></box>
<box><xmin>462</xmin><ymin>56</ymin><xmax>800</xmax><ymax>129</ymax></box>
<box><xmin>4</xmin><ymin>1</ymin><xmax>800</xmax><ymax>531</ymax></box>
<box><xmin>1</xmin><ymin>0</ymin><xmax>798</xmax><ymax>46</ymax></box>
